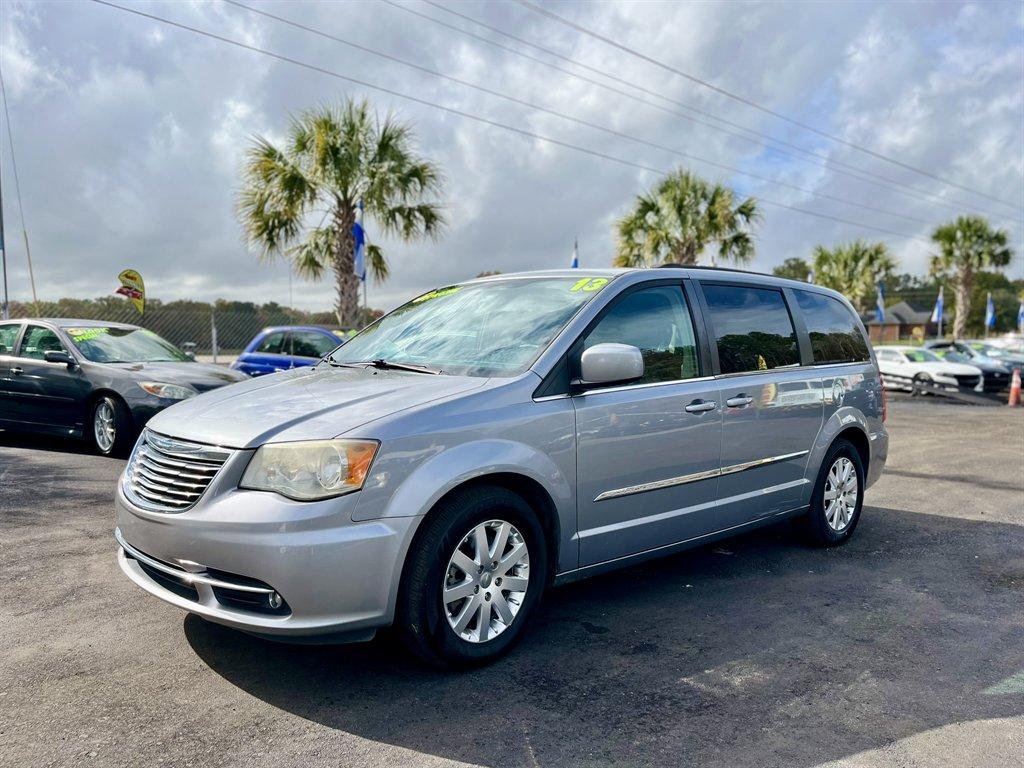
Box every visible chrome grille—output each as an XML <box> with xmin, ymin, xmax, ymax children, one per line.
<box><xmin>123</xmin><ymin>430</ymin><xmax>232</xmax><ymax>512</ymax></box>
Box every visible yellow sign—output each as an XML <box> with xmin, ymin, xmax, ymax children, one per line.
<box><xmin>115</xmin><ymin>269</ymin><xmax>145</xmax><ymax>315</ymax></box>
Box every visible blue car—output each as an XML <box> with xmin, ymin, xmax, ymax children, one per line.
<box><xmin>232</xmin><ymin>326</ymin><xmax>346</xmax><ymax>377</ymax></box>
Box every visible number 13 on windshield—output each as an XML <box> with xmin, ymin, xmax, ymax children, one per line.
<box><xmin>570</xmin><ymin>278</ymin><xmax>609</xmax><ymax>292</ymax></box>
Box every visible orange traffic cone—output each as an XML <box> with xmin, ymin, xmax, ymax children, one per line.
<box><xmin>1009</xmin><ymin>368</ymin><xmax>1021</xmax><ymax>407</ymax></box>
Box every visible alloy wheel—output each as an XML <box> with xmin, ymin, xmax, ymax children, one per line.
<box><xmin>442</xmin><ymin>519</ymin><xmax>530</xmax><ymax>643</ymax></box>
<box><xmin>823</xmin><ymin>456</ymin><xmax>858</xmax><ymax>531</ymax></box>
<box><xmin>94</xmin><ymin>399</ymin><xmax>116</xmax><ymax>453</ymax></box>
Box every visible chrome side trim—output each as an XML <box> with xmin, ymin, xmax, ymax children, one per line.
<box><xmin>577</xmin><ymin>375</ymin><xmax>716</xmax><ymax>397</ymax></box>
<box><xmin>115</xmin><ymin>528</ymin><xmax>273</xmax><ymax>594</ymax></box>
<box><xmin>593</xmin><ymin>449</ymin><xmax>809</xmax><ymax>502</ymax></box>
<box><xmin>594</xmin><ymin>467</ymin><xmax>721</xmax><ymax>501</ymax></box>
<box><xmin>718</xmin><ymin>450</ymin><xmax>810</xmax><ymax>477</ymax></box>
<box><xmin>584</xmin><ymin>478</ymin><xmax>809</xmax><ymax>538</ymax></box>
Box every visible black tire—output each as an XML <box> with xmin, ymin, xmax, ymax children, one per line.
<box><xmin>799</xmin><ymin>438</ymin><xmax>865</xmax><ymax>547</ymax></box>
<box><xmin>911</xmin><ymin>372</ymin><xmax>931</xmax><ymax>396</ymax></box>
<box><xmin>88</xmin><ymin>394</ymin><xmax>136</xmax><ymax>458</ymax></box>
<box><xmin>396</xmin><ymin>485</ymin><xmax>548</xmax><ymax>668</ymax></box>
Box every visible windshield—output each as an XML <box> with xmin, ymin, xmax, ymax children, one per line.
<box><xmin>329</xmin><ymin>276</ymin><xmax>612</xmax><ymax>376</ymax></box>
<box><xmin>940</xmin><ymin>351</ymin><xmax>971</xmax><ymax>363</ymax></box>
<box><xmin>904</xmin><ymin>349</ymin><xmax>940</xmax><ymax>363</ymax></box>
<box><xmin>64</xmin><ymin>326</ymin><xmax>192</xmax><ymax>363</ymax></box>
<box><xmin>970</xmin><ymin>342</ymin><xmax>1010</xmax><ymax>358</ymax></box>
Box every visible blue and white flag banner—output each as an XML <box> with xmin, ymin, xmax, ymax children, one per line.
<box><xmin>806</xmin><ymin>270</ymin><xmax>815</xmax><ymax>283</ymax></box>
<box><xmin>875</xmin><ymin>283</ymin><xmax>885</xmax><ymax>324</ymax></box>
<box><xmin>1017</xmin><ymin>298</ymin><xmax>1024</xmax><ymax>330</ymax></box>
<box><xmin>930</xmin><ymin>286</ymin><xmax>944</xmax><ymax>324</ymax></box>
<box><xmin>984</xmin><ymin>292</ymin><xmax>996</xmax><ymax>328</ymax></box>
<box><xmin>352</xmin><ymin>199</ymin><xmax>366</xmax><ymax>282</ymax></box>
<box><xmin>570</xmin><ymin>238</ymin><xmax>579</xmax><ymax>269</ymax></box>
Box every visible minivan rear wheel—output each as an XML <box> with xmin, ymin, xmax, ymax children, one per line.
<box><xmin>397</xmin><ymin>486</ymin><xmax>548</xmax><ymax>668</ymax></box>
<box><xmin>800</xmin><ymin>438</ymin><xmax>865</xmax><ymax>547</ymax></box>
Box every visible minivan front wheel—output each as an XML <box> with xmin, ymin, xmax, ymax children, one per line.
<box><xmin>397</xmin><ymin>486</ymin><xmax>548</xmax><ymax>668</ymax></box>
<box><xmin>801</xmin><ymin>438</ymin><xmax>865</xmax><ymax>546</ymax></box>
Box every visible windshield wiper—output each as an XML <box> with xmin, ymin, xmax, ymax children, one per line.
<box><xmin>329</xmin><ymin>358</ymin><xmax>442</xmax><ymax>375</ymax></box>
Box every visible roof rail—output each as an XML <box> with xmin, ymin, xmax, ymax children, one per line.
<box><xmin>656</xmin><ymin>263</ymin><xmax>773</xmax><ymax>278</ymax></box>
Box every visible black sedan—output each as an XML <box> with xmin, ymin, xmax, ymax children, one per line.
<box><xmin>0</xmin><ymin>318</ymin><xmax>248</xmax><ymax>456</ymax></box>
<box><xmin>923</xmin><ymin>341</ymin><xmax>1012</xmax><ymax>392</ymax></box>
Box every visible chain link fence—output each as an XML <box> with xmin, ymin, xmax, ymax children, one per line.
<box><xmin>4</xmin><ymin>297</ymin><xmax>377</xmax><ymax>362</ymax></box>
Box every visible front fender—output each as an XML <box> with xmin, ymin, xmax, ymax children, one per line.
<box><xmin>352</xmin><ymin>437</ymin><xmax>577</xmax><ymax>622</ymax></box>
<box><xmin>353</xmin><ymin>438</ymin><xmax>576</xmax><ymax>571</ymax></box>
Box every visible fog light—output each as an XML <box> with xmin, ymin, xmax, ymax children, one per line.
<box><xmin>268</xmin><ymin>591</ymin><xmax>283</xmax><ymax>609</ymax></box>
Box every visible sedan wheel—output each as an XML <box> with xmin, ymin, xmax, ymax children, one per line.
<box><xmin>823</xmin><ymin>457</ymin><xmax>858</xmax><ymax>532</ymax></box>
<box><xmin>443</xmin><ymin>520</ymin><xmax>530</xmax><ymax>643</ymax></box>
<box><xmin>94</xmin><ymin>398</ymin><xmax>117</xmax><ymax>453</ymax></box>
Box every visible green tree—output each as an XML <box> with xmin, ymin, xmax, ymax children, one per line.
<box><xmin>929</xmin><ymin>216</ymin><xmax>1013</xmax><ymax>339</ymax></box>
<box><xmin>772</xmin><ymin>257</ymin><xmax>813</xmax><ymax>282</ymax></box>
<box><xmin>614</xmin><ymin>169</ymin><xmax>759</xmax><ymax>267</ymax></box>
<box><xmin>238</xmin><ymin>99</ymin><xmax>445</xmax><ymax>328</ymax></box>
<box><xmin>812</xmin><ymin>239</ymin><xmax>897</xmax><ymax>314</ymax></box>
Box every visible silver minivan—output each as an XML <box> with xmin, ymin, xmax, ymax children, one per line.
<box><xmin>114</xmin><ymin>267</ymin><xmax>888</xmax><ymax>666</ymax></box>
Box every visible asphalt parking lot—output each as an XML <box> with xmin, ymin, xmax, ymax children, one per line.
<box><xmin>1</xmin><ymin>398</ymin><xmax>1022</xmax><ymax>768</ymax></box>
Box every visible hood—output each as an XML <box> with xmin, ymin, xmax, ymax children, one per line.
<box><xmin>964</xmin><ymin>358</ymin><xmax>1010</xmax><ymax>374</ymax></box>
<box><xmin>108</xmin><ymin>361</ymin><xmax>249</xmax><ymax>391</ymax></box>
<box><xmin>145</xmin><ymin>364</ymin><xmax>488</xmax><ymax>448</ymax></box>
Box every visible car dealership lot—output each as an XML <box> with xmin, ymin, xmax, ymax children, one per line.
<box><xmin>1</xmin><ymin>399</ymin><xmax>1022</xmax><ymax>768</ymax></box>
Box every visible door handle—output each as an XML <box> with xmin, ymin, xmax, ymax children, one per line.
<box><xmin>684</xmin><ymin>399</ymin><xmax>716</xmax><ymax>413</ymax></box>
<box><xmin>10</xmin><ymin>366</ymin><xmax>23</xmax><ymax>376</ymax></box>
<box><xmin>726</xmin><ymin>394</ymin><xmax>753</xmax><ymax>407</ymax></box>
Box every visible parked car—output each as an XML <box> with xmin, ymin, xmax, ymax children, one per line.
<box><xmin>923</xmin><ymin>340</ymin><xmax>1012</xmax><ymax>391</ymax></box>
<box><xmin>231</xmin><ymin>326</ymin><xmax>346</xmax><ymax>377</ymax></box>
<box><xmin>873</xmin><ymin>345</ymin><xmax>983</xmax><ymax>392</ymax></box>
<box><xmin>0</xmin><ymin>319</ymin><xmax>248</xmax><ymax>456</ymax></box>
<box><xmin>114</xmin><ymin>268</ymin><xmax>888</xmax><ymax>667</ymax></box>
<box><xmin>960</xmin><ymin>340</ymin><xmax>1024</xmax><ymax>373</ymax></box>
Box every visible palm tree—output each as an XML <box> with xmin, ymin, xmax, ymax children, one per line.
<box><xmin>772</xmin><ymin>257</ymin><xmax>813</xmax><ymax>282</ymax></box>
<box><xmin>614</xmin><ymin>169</ymin><xmax>759</xmax><ymax>267</ymax></box>
<box><xmin>929</xmin><ymin>216</ymin><xmax>1012</xmax><ymax>339</ymax></box>
<box><xmin>238</xmin><ymin>99</ymin><xmax>445</xmax><ymax>328</ymax></box>
<box><xmin>811</xmin><ymin>240</ymin><xmax>897</xmax><ymax>314</ymax></box>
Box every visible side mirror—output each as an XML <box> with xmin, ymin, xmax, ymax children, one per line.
<box><xmin>577</xmin><ymin>343</ymin><xmax>644</xmax><ymax>388</ymax></box>
<box><xmin>44</xmin><ymin>350</ymin><xmax>76</xmax><ymax>367</ymax></box>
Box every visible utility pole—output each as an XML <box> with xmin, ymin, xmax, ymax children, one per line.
<box><xmin>1</xmin><ymin>149</ymin><xmax>8</xmax><ymax>321</ymax></box>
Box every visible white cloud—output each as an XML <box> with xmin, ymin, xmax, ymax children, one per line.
<box><xmin>1</xmin><ymin>0</ymin><xmax>1021</xmax><ymax>312</ymax></box>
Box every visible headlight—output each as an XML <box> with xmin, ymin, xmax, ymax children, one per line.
<box><xmin>139</xmin><ymin>381</ymin><xmax>197</xmax><ymax>400</ymax></box>
<box><xmin>239</xmin><ymin>439</ymin><xmax>379</xmax><ymax>500</ymax></box>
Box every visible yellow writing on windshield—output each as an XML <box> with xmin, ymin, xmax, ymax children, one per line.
<box><xmin>65</xmin><ymin>327</ymin><xmax>110</xmax><ymax>343</ymax></box>
<box><xmin>412</xmin><ymin>286</ymin><xmax>462</xmax><ymax>304</ymax></box>
<box><xmin>569</xmin><ymin>277</ymin><xmax>609</xmax><ymax>292</ymax></box>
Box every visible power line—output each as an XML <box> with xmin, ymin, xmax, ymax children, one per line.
<box><xmin>225</xmin><ymin>0</ymin><xmax>936</xmax><ymax>228</ymax></box>
<box><xmin>404</xmin><ymin>0</ymin><xmax>1020</xmax><ymax>226</ymax></box>
<box><xmin>0</xmin><ymin>67</ymin><xmax>39</xmax><ymax>312</ymax></box>
<box><xmin>513</xmin><ymin>0</ymin><xmax>1021</xmax><ymax>211</ymax></box>
<box><xmin>88</xmin><ymin>0</ymin><xmax>933</xmax><ymax>246</ymax></box>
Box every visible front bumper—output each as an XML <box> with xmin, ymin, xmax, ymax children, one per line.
<box><xmin>114</xmin><ymin>479</ymin><xmax>418</xmax><ymax>640</ymax></box>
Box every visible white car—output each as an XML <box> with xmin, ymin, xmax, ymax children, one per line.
<box><xmin>874</xmin><ymin>346</ymin><xmax>984</xmax><ymax>392</ymax></box>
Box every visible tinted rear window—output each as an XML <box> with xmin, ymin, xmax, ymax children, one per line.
<box><xmin>793</xmin><ymin>290</ymin><xmax>871</xmax><ymax>364</ymax></box>
<box><xmin>701</xmin><ymin>284</ymin><xmax>800</xmax><ymax>374</ymax></box>
<box><xmin>255</xmin><ymin>332</ymin><xmax>286</xmax><ymax>354</ymax></box>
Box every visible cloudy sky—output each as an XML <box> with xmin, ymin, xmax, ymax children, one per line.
<box><xmin>2</xmin><ymin>0</ymin><xmax>1022</xmax><ymax>312</ymax></box>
